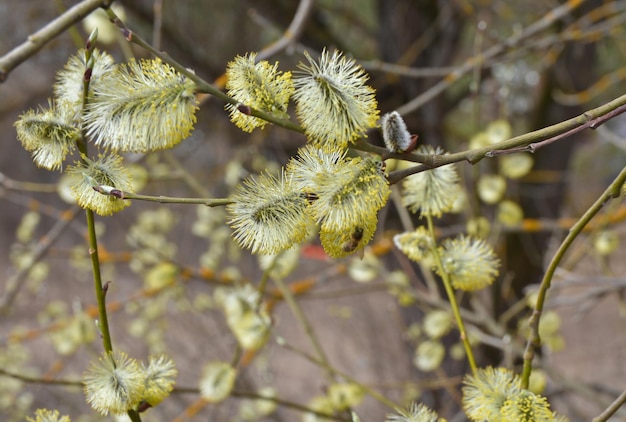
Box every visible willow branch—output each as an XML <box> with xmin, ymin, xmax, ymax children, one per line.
<box><xmin>520</xmin><ymin>165</ymin><xmax>626</xmax><ymax>389</ymax></box>
<box><xmin>486</xmin><ymin>103</ymin><xmax>626</xmax><ymax>156</ymax></box>
<box><xmin>0</xmin><ymin>0</ymin><xmax>110</xmax><ymax>82</ymax></box>
<box><xmin>387</xmin><ymin>93</ymin><xmax>626</xmax><ymax>184</ymax></box>
<box><xmin>103</xmin><ymin>7</ymin><xmax>305</xmax><ymax>134</ymax></box>
<box><xmin>593</xmin><ymin>390</ymin><xmax>626</xmax><ymax>422</ymax></box>
<box><xmin>0</xmin><ymin>368</ymin><xmax>82</xmax><ymax>386</ymax></box>
<box><xmin>93</xmin><ymin>186</ymin><xmax>232</xmax><ymax>207</ymax></box>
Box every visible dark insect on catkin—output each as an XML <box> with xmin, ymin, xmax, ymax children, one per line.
<box><xmin>341</xmin><ymin>226</ymin><xmax>364</xmax><ymax>252</ymax></box>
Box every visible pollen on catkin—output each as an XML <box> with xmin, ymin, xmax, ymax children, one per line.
<box><xmin>225</xmin><ymin>52</ymin><xmax>294</xmax><ymax>132</ymax></box>
<box><xmin>83</xmin><ymin>351</ymin><xmax>145</xmax><ymax>415</ymax></box>
<box><xmin>500</xmin><ymin>389</ymin><xmax>555</xmax><ymax>422</ymax></box>
<box><xmin>227</xmin><ymin>172</ymin><xmax>314</xmax><ymax>254</ymax></box>
<box><xmin>438</xmin><ymin>235</ymin><xmax>500</xmax><ymax>291</ymax></box>
<box><xmin>401</xmin><ymin>145</ymin><xmax>459</xmax><ymax>217</ymax></box>
<box><xmin>66</xmin><ymin>153</ymin><xmax>134</xmax><ymax>216</ymax></box>
<box><xmin>310</xmin><ymin>156</ymin><xmax>390</xmax><ymax>233</ymax></box>
<box><xmin>14</xmin><ymin>102</ymin><xmax>79</xmax><ymax>171</ymax></box>
<box><xmin>84</xmin><ymin>58</ymin><xmax>198</xmax><ymax>152</ymax></box>
<box><xmin>462</xmin><ymin>366</ymin><xmax>522</xmax><ymax>422</ymax></box>
<box><xmin>319</xmin><ymin>217</ymin><xmax>376</xmax><ymax>258</ymax></box>
<box><xmin>293</xmin><ymin>49</ymin><xmax>379</xmax><ymax>151</ymax></box>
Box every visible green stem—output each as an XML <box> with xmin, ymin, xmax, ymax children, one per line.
<box><xmin>78</xmin><ymin>36</ymin><xmax>114</xmax><ymax>355</ymax></box>
<box><xmin>426</xmin><ymin>215</ymin><xmax>478</xmax><ymax>375</ymax></box>
<box><xmin>85</xmin><ymin>208</ymin><xmax>113</xmax><ymax>353</ymax></box>
<box><xmin>520</xmin><ymin>165</ymin><xmax>626</xmax><ymax>389</ymax></box>
<box><xmin>126</xmin><ymin>409</ymin><xmax>142</xmax><ymax>422</ymax></box>
<box><xmin>96</xmin><ymin>189</ymin><xmax>233</xmax><ymax>206</ymax></box>
<box><xmin>255</xmin><ymin>254</ymin><xmax>279</xmax><ymax>310</ymax></box>
<box><xmin>386</xmin><ymin>95</ymin><xmax>626</xmax><ymax>184</ymax></box>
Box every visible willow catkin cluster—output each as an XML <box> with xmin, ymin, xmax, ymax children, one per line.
<box><xmin>83</xmin><ymin>351</ymin><xmax>177</xmax><ymax>416</ymax></box>
<box><xmin>14</xmin><ymin>102</ymin><xmax>79</xmax><ymax>170</ymax></box>
<box><xmin>84</xmin><ymin>58</ymin><xmax>198</xmax><ymax>152</ymax></box>
<box><xmin>66</xmin><ymin>154</ymin><xmax>133</xmax><ymax>216</ymax></box>
<box><xmin>462</xmin><ymin>367</ymin><xmax>557</xmax><ymax>422</ymax></box>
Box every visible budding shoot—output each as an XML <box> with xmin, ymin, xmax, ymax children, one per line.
<box><xmin>381</xmin><ymin>111</ymin><xmax>417</xmax><ymax>153</ymax></box>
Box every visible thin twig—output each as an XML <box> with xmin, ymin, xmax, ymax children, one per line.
<box><xmin>232</xmin><ymin>390</ymin><xmax>351</xmax><ymax>421</ymax></box>
<box><xmin>592</xmin><ymin>390</ymin><xmax>626</xmax><ymax>422</ymax></box>
<box><xmin>172</xmin><ymin>385</ymin><xmax>350</xmax><ymax>421</ymax></box>
<box><xmin>0</xmin><ymin>172</ymin><xmax>58</xmax><ymax>193</ymax></box>
<box><xmin>486</xmin><ymin>103</ymin><xmax>626</xmax><ymax>156</ymax></box>
<box><xmin>152</xmin><ymin>0</ymin><xmax>164</xmax><ymax>50</ymax></box>
<box><xmin>94</xmin><ymin>187</ymin><xmax>232</xmax><ymax>206</ymax></box>
<box><xmin>387</xmin><ymin>93</ymin><xmax>626</xmax><ymax>184</ymax></box>
<box><xmin>0</xmin><ymin>368</ymin><xmax>82</xmax><ymax>386</ymax></box>
<box><xmin>361</xmin><ymin>60</ymin><xmax>457</xmax><ymax>78</ymax></box>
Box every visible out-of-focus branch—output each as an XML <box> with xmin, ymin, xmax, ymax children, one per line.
<box><xmin>395</xmin><ymin>0</ymin><xmax>585</xmax><ymax>116</ymax></box>
<box><xmin>0</xmin><ymin>0</ymin><xmax>110</xmax><ymax>82</ymax></box>
<box><xmin>255</xmin><ymin>0</ymin><xmax>315</xmax><ymax>61</ymax></box>
<box><xmin>593</xmin><ymin>390</ymin><xmax>626</xmax><ymax>422</ymax></box>
<box><xmin>0</xmin><ymin>368</ymin><xmax>82</xmax><ymax>386</ymax></box>
<box><xmin>0</xmin><ymin>206</ymin><xmax>81</xmax><ymax>313</ymax></box>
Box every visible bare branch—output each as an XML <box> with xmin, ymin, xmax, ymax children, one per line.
<box><xmin>0</xmin><ymin>0</ymin><xmax>110</xmax><ymax>82</ymax></box>
<box><xmin>256</xmin><ymin>0</ymin><xmax>315</xmax><ymax>61</ymax></box>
